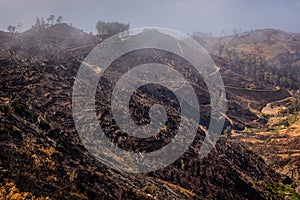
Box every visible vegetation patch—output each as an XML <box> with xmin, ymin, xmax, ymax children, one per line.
<box><xmin>267</xmin><ymin>182</ymin><xmax>300</xmax><ymax>200</ymax></box>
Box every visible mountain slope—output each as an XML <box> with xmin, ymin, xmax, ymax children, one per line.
<box><xmin>0</xmin><ymin>24</ymin><xmax>292</xmax><ymax>199</ymax></box>
<box><xmin>194</xmin><ymin>28</ymin><xmax>300</xmax><ymax>90</ymax></box>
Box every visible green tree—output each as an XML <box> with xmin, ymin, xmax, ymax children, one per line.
<box><xmin>7</xmin><ymin>25</ymin><xmax>15</xmax><ymax>33</ymax></box>
<box><xmin>46</xmin><ymin>17</ymin><xmax>50</xmax><ymax>26</ymax></box>
<box><xmin>95</xmin><ymin>21</ymin><xmax>129</xmax><ymax>38</ymax></box>
<box><xmin>16</xmin><ymin>23</ymin><xmax>22</xmax><ymax>32</ymax></box>
<box><xmin>35</xmin><ymin>17</ymin><xmax>41</xmax><ymax>26</ymax></box>
<box><xmin>49</xmin><ymin>15</ymin><xmax>55</xmax><ymax>25</ymax></box>
<box><xmin>56</xmin><ymin>16</ymin><xmax>63</xmax><ymax>24</ymax></box>
<box><xmin>95</xmin><ymin>21</ymin><xmax>109</xmax><ymax>35</ymax></box>
<box><xmin>41</xmin><ymin>17</ymin><xmax>45</xmax><ymax>26</ymax></box>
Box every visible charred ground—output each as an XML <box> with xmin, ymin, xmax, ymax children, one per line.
<box><xmin>0</xmin><ymin>24</ymin><xmax>298</xmax><ymax>199</ymax></box>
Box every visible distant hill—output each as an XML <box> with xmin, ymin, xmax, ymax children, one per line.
<box><xmin>0</xmin><ymin>23</ymin><xmax>97</xmax><ymax>64</ymax></box>
<box><xmin>193</xmin><ymin>28</ymin><xmax>300</xmax><ymax>90</ymax></box>
<box><xmin>197</xmin><ymin>28</ymin><xmax>300</xmax><ymax>61</ymax></box>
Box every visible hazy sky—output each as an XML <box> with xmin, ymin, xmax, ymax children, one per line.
<box><xmin>1</xmin><ymin>0</ymin><xmax>300</xmax><ymax>36</ymax></box>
